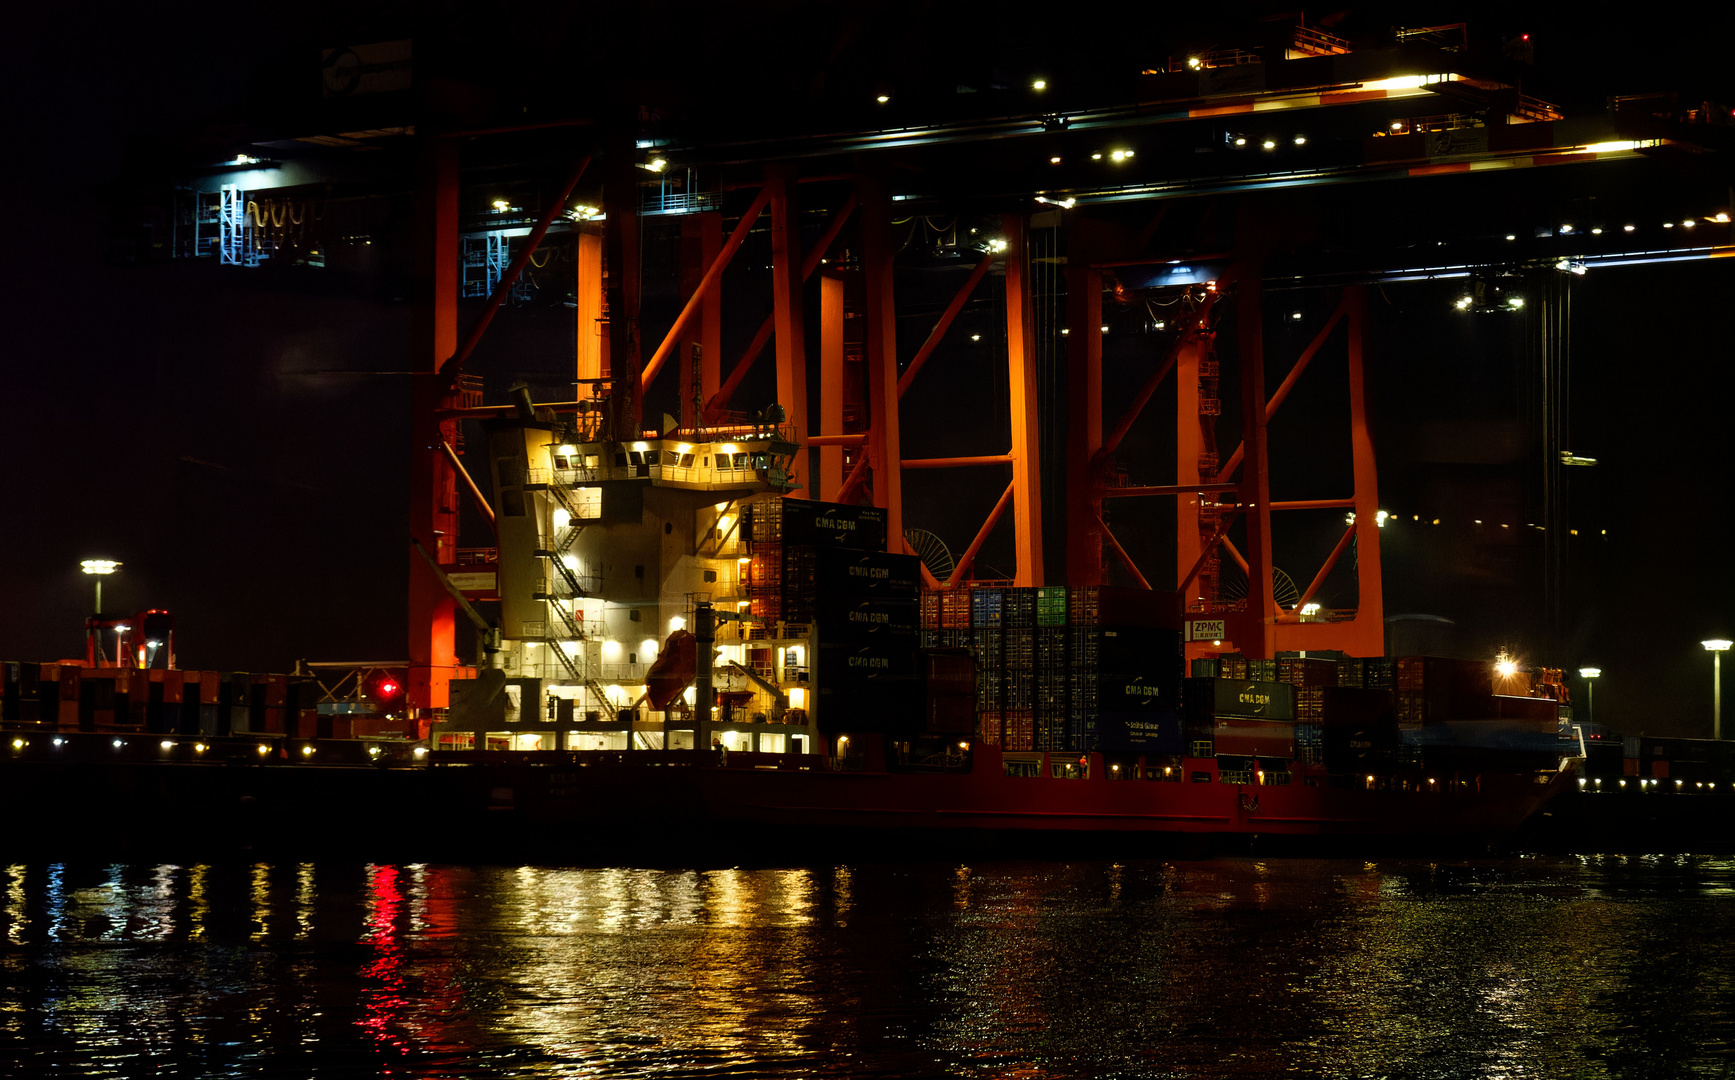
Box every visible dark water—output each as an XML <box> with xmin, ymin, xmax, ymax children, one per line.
<box><xmin>3</xmin><ymin>856</ymin><xmax>1733</xmax><ymax>1078</ymax></box>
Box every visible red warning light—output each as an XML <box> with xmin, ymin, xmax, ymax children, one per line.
<box><xmin>379</xmin><ymin>678</ymin><xmax>400</xmax><ymax>697</ymax></box>
<box><xmin>1522</xmin><ymin>34</ymin><xmax>1529</xmax><ymax>41</ymax></box>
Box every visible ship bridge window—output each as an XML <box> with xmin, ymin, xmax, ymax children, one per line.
<box><xmin>614</xmin><ymin>452</ymin><xmax>629</xmax><ymax>467</ymax></box>
<box><xmin>553</xmin><ymin>454</ymin><xmax>571</xmax><ymax>469</ymax></box>
<box><xmin>733</xmin><ymin>454</ymin><xmax>751</xmax><ymax>469</ymax></box>
<box><xmin>680</xmin><ymin>453</ymin><xmax>695</xmax><ymax>467</ymax></box>
<box><xmin>1051</xmin><ymin>756</ymin><xmax>1090</xmax><ymax>780</ymax></box>
<box><xmin>1003</xmin><ymin>754</ymin><xmax>1042</xmax><ymax>778</ymax></box>
<box><xmin>663</xmin><ymin>450</ymin><xmax>682</xmax><ymax>466</ymax></box>
<box><xmin>628</xmin><ymin>451</ymin><xmax>644</xmax><ymax>466</ymax></box>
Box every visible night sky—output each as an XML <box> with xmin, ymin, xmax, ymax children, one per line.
<box><xmin>4</xmin><ymin>3</ymin><xmax>1732</xmax><ymax>735</ymax></box>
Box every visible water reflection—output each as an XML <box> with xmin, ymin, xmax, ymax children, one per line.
<box><xmin>0</xmin><ymin>857</ymin><xmax>1733</xmax><ymax>1076</ymax></box>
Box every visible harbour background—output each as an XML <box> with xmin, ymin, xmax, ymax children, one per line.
<box><xmin>4</xmin><ymin>855</ymin><xmax>1732</xmax><ymax>1078</ymax></box>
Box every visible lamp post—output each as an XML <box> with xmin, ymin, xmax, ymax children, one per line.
<box><xmin>1705</xmin><ymin>640</ymin><xmax>1733</xmax><ymax>740</ymax></box>
<box><xmin>1578</xmin><ymin>667</ymin><xmax>1600</xmax><ymax>726</ymax></box>
<box><xmin>80</xmin><ymin>559</ymin><xmax>120</xmax><ymax>613</ymax></box>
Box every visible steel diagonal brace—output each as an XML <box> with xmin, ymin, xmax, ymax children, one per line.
<box><xmin>1214</xmin><ymin>295</ymin><xmax>1347</xmax><ymax>481</ymax></box>
<box><xmin>1284</xmin><ymin>522</ymin><xmax>1358</xmax><ymax>621</ymax></box>
<box><xmin>1095</xmin><ymin>511</ymin><xmax>1152</xmax><ymax>590</ymax></box>
<box><xmin>439</xmin><ymin>440</ymin><xmax>496</xmax><ymax>531</ymax></box>
<box><xmin>1179</xmin><ymin>503</ymin><xmax>1246</xmax><ymax>594</ymax></box>
<box><xmin>438</xmin><ymin>155</ymin><xmax>592</xmax><ymax>391</ymax></box>
<box><xmin>640</xmin><ymin>185</ymin><xmax>775</xmax><ymax>400</ymax></box>
<box><xmin>896</xmin><ymin>251</ymin><xmax>998</xmax><ymax>399</ymax></box>
<box><xmin>1093</xmin><ymin>292</ymin><xmax>1218</xmax><ymax>469</ymax></box>
<box><xmin>944</xmin><ymin>481</ymin><xmax>1015</xmax><ymax>588</ymax></box>
<box><xmin>705</xmin><ymin>195</ymin><xmax>859</xmax><ymax>422</ymax></box>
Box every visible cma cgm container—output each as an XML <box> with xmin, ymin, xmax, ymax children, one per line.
<box><xmin>747</xmin><ymin>496</ymin><xmax>888</xmax><ymax>551</ymax></box>
<box><xmin>1182</xmin><ymin>678</ymin><xmax>1298</xmax><ymax>723</ymax></box>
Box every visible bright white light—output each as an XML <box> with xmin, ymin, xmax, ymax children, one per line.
<box><xmin>1704</xmin><ymin>639</ymin><xmax>1734</xmax><ymax>652</ymax></box>
<box><xmin>1505</xmin><ymin>234</ymin><xmax>1516</xmax><ymax>240</ymax></box>
<box><xmin>1495</xmin><ymin>657</ymin><xmax>1518</xmax><ymax>678</ymax></box>
<box><xmin>81</xmin><ymin>559</ymin><xmax>120</xmax><ymax>575</ymax></box>
<box><xmin>1187</xmin><ymin>57</ymin><xmax>1202</xmax><ymax>69</ymax></box>
<box><xmin>1091</xmin><ymin>152</ymin><xmax>1102</xmax><ymax>160</ymax></box>
<box><xmin>631</xmin><ymin>441</ymin><xmax>648</xmax><ymax>452</ymax></box>
<box><xmin>257</xmin><ymin>744</ymin><xmax>270</xmax><ymax>755</ymax></box>
<box><xmin>1375</xmin><ymin>510</ymin><xmax>1389</xmax><ymax>528</ymax></box>
<box><xmin>1454</xmin><ymin>296</ymin><xmax>1473</xmax><ymax>310</ymax></box>
<box><xmin>987</xmin><ymin>237</ymin><xmax>1009</xmax><ymax>253</ymax></box>
<box><xmin>646</xmin><ymin>158</ymin><xmax>667</xmax><ymax>172</ymax></box>
<box><xmin>1032</xmin><ymin>79</ymin><xmax>1047</xmax><ymax>91</ymax></box>
<box><xmin>1559</xmin><ymin>224</ymin><xmax>1573</xmax><ymax>233</ymax></box>
<box><xmin>1715</xmin><ymin>213</ymin><xmax>1731</xmax><ymax>223</ymax></box>
<box><xmin>1261</xmin><ymin>139</ymin><xmax>1276</xmax><ymax>149</ymax></box>
<box><xmin>1507</xmin><ymin>296</ymin><xmax>1525</xmax><ymax>309</ymax></box>
<box><xmin>1293</xmin><ymin>135</ymin><xmax>1306</xmax><ymax>145</ymax></box>
<box><xmin>113</xmin><ymin>739</ymin><xmax>124</xmax><ymax>749</ymax></box>
<box><xmin>1362</xmin><ymin>74</ymin><xmax>1450</xmax><ymax>92</ymax></box>
<box><xmin>553</xmin><ymin>508</ymin><xmax>571</xmax><ymax>528</ymax></box>
<box><xmin>160</xmin><ymin>740</ymin><xmax>173</xmax><ymax>750</ymax></box>
<box><xmin>301</xmin><ymin>745</ymin><xmax>315</xmax><ymax>756</ymax></box>
<box><xmin>669</xmin><ymin>616</ymin><xmax>686</xmax><ymax>633</ymax></box>
<box><xmin>602</xmin><ymin>640</ymin><xmax>622</xmax><ymax>659</ymax></box>
<box><xmin>876</xmin><ymin>95</ymin><xmax>889</xmax><ymax>103</ymax></box>
<box><xmin>1682</xmin><ymin>219</ymin><xmax>1696</xmax><ymax>229</ymax></box>
<box><xmin>492</xmin><ymin>199</ymin><xmax>509</xmax><ymax>211</ymax></box>
<box><xmin>1590</xmin><ymin>227</ymin><xmax>1603</xmax><ymax>235</ymax></box>
<box><xmin>1580</xmin><ymin>667</ymin><xmax>1602</xmax><ymax>678</ymax></box>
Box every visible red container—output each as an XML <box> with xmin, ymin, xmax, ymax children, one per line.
<box><xmin>1277</xmin><ymin>657</ymin><xmax>1339</xmax><ymax>688</ymax></box>
<box><xmin>977</xmin><ymin>710</ymin><xmax>1002</xmax><ymax>746</ymax></box>
<box><xmin>1003</xmin><ymin>710</ymin><xmax>1035</xmax><ymax>751</ymax></box>
<box><xmin>1213</xmin><ymin>718</ymin><xmax>1295</xmax><ymax>758</ymax></box>
<box><xmin>939</xmin><ymin>590</ymin><xmax>972</xmax><ymax>630</ymax></box>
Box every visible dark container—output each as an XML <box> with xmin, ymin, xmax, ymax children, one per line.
<box><xmin>1098</xmin><ymin>670</ymin><xmax>1183</xmax><ymax>714</ymax></box>
<box><xmin>923</xmin><ymin>649</ymin><xmax>976</xmax><ymax>734</ymax></box>
<box><xmin>1099</xmin><ymin>710</ymin><xmax>1186</xmax><ymax>753</ymax></box>
<box><xmin>817</xmin><ymin>548</ymin><xmax>921</xmax><ymax>594</ymax></box>
<box><xmin>1002</xmin><ymin>588</ymin><xmax>1036</xmax><ymax>628</ymax></box>
<box><xmin>1098</xmin><ymin>626</ymin><xmax>1183</xmax><ymax>675</ymax></box>
<box><xmin>1320</xmin><ymin>685</ymin><xmax>1397</xmax><ymax>727</ymax></box>
<box><xmin>1184</xmin><ymin>677</ymin><xmax>1298</xmax><ymax>722</ymax></box>
<box><xmin>1322</xmin><ymin>722</ymin><xmax>1401</xmax><ymax>772</ymax></box>
<box><xmin>816</xmin><ymin>597</ymin><xmax>920</xmax><ymax>637</ymax></box>
<box><xmin>750</xmin><ymin>496</ymin><xmax>888</xmax><ymax>550</ymax></box>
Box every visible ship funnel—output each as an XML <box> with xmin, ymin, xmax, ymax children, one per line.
<box><xmin>508</xmin><ymin>382</ymin><xmax>537</xmax><ymax>421</ymax></box>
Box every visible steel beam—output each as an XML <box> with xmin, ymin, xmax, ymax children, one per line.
<box><xmin>706</xmin><ymin>196</ymin><xmax>857</xmax><ymax>423</ymax></box>
<box><xmin>768</xmin><ymin>172</ymin><xmax>808</xmax><ymax>493</ymax></box>
<box><xmin>1098</xmin><ymin>513</ymin><xmax>1154</xmax><ymax>591</ymax></box>
<box><xmin>639</xmin><ymin>186</ymin><xmax>771</xmax><ymax>405</ymax></box>
<box><xmin>574</xmin><ymin>228</ymin><xmax>605</xmax><ymax>397</ymax></box>
<box><xmin>901</xmin><ymin>454</ymin><xmax>1013</xmax><ymax>469</ymax></box>
<box><xmin>408</xmin><ymin>138</ymin><xmax>461</xmax><ymax>715</ymax></box>
<box><xmin>1002</xmin><ymin>213</ymin><xmax>1044</xmax><ymax>587</ymax></box>
<box><xmin>819</xmin><ymin>273</ymin><xmax>845</xmax><ymax>500</ymax></box>
<box><xmin>1065</xmin><ymin>264</ymin><xmax>1104</xmax><ymax>585</ymax></box>
<box><xmin>439</xmin><ymin>155</ymin><xmax>591</xmax><ymax>386</ymax></box>
<box><xmin>1233</xmin><ymin>269</ymin><xmax>1277</xmax><ymax>658</ymax></box>
<box><xmin>605</xmin><ymin>143</ymin><xmax>643</xmax><ymax>439</ymax></box>
<box><xmin>440</xmin><ymin>440</ymin><xmax>496</xmax><ymax>530</ymax></box>
<box><xmin>1216</xmin><ymin>297</ymin><xmax>1345</xmax><ymax>480</ymax></box>
<box><xmin>678</xmin><ymin>213</ymin><xmax>722</xmax><ymax>429</ymax></box>
<box><xmin>856</xmin><ymin>172</ymin><xmax>903</xmax><ymax>549</ymax></box>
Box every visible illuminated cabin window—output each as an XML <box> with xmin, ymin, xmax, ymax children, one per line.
<box><xmin>572</xmin><ymin>486</ymin><xmax>602</xmax><ymax>519</ymax></box>
<box><xmin>1003</xmin><ymin>755</ymin><xmax>1041</xmax><ymax>778</ymax></box>
<box><xmin>680</xmin><ymin>454</ymin><xmax>695</xmax><ymax>467</ymax></box>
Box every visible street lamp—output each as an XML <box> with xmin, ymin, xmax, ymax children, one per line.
<box><xmin>80</xmin><ymin>559</ymin><xmax>120</xmax><ymax>613</ymax></box>
<box><xmin>1578</xmin><ymin>667</ymin><xmax>1601</xmax><ymax>726</ymax></box>
<box><xmin>1705</xmin><ymin>640</ymin><xmax>1733</xmax><ymax>740</ymax></box>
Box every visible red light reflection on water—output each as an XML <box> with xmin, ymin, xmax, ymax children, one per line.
<box><xmin>357</xmin><ymin>865</ymin><xmax>470</xmax><ymax>1070</ymax></box>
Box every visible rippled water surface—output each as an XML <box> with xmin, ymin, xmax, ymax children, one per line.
<box><xmin>3</xmin><ymin>855</ymin><xmax>1733</xmax><ymax>1077</ymax></box>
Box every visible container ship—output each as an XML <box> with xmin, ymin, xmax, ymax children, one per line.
<box><xmin>0</xmin><ymin>410</ymin><xmax>1579</xmax><ymax>856</ymax></box>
